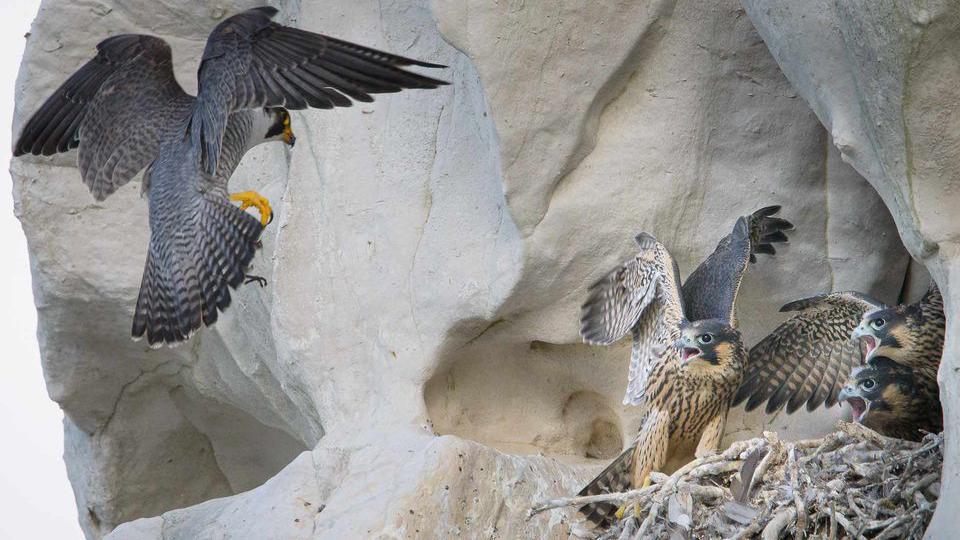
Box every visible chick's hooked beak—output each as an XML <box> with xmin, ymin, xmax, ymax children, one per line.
<box><xmin>283</xmin><ymin>115</ymin><xmax>296</xmax><ymax>147</ymax></box>
<box><xmin>677</xmin><ymin>335</ymin><xmax>700</xmax><ymax>362</ymax></box>
<box><xmin>838</xmin><ymin>385</ymin><xmax>869</xmax><ymax>423</ymax></box>
<box><xmin>851</xmin><ymin>323</ymin><xmax>876</xmax><ymax>358</ymax></box>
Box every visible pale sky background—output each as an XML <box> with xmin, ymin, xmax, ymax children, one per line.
<box><xmin>0</xmin><ymin>0</ymin><xmax>84</xmax><ymax>538</ymax></box>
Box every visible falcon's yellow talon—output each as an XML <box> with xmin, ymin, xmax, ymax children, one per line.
<box><xmin>641</xmin><ymin>475</ymin><xmax>652</xmax><ymax>489</ymax></box>
<box><xmin>230</xmin><ymin>190</ymin><xmax>272</xmax><ymax>226</ymax></box>
<box><xmin>614</xmin><ymin>504</ymin><xmax>627</xmax><ymax>520</ymax></box>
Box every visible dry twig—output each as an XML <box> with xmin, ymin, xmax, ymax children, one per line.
<box><xmin>537</xmin><ymin>425</ymin><xmax>943</xmax><ymax>539</ymax></box>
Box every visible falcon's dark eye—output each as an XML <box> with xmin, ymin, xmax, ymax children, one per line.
<box><xmin>871</xmin><ymin>318</ymin><xmax>886</xmax><ymax>329</ymax></box>
<box><xmin>698</xmin><ymin>334</ymin><xmax>713</xmax><ymax>345</ymax></box>
<box><xmin>860</xmin><ymin>378</ymin><xmax>876</xmax><ymax>391</ymax></box>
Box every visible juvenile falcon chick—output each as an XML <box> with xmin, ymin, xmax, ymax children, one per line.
<box><xmin>852</xmin><ymin>284</ymin><xmax>944</xmax><ymax>382</ymax></box>
<box><xmin>734</xmin><ymin>281</ymin><xmax>944</xmax><ymax>435</ymax></box>
<box><xmin>838</xmin><ymin>355</ymin><xmax>942</xmax><ymax>441</ymax></box>
<box><xmin>576</xmin><ymin>206</ymin><xmax>792</xmax><ymax>527</ymax></box>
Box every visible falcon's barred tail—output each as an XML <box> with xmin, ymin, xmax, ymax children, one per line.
<box><xmin>577</xmin><ymin>442</ymin><xmax>637</xmax><ymax>528</ymax></box>
<box><xmin>132</xmin><ymin>200</ymin><xmax>263</xmax><ymax>345</ymax></box>
<box><xmin>747</xmin><ymin>205</ymin><xmax>794</xmax><ymax>262</ymax></box>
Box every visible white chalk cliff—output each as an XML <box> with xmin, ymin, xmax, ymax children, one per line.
<box><xmin>11</xmin><ymin>0</ymin><xmax>951</xmax><ymax>538</ymax></box>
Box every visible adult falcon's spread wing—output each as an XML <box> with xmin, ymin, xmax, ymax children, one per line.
<box><xmin>733</xmin><ymin>291</ymin><xmax>885</xmax><ymax>413</ymax></box>
<box><xmin>188</xmin><ymin>6</ymin><xmax>448</xmax><ymax>174</ymax></box>
<box><xmin>14</xmin><ymin>34</ymin><xmax>192</xmax><ymax>200</ymax></box>
<box><xmin>580</xmin><ymin>233</ymin><xmax>684</xmax><ymax>405</ymax></box>
<box><xmin>682</xmin><ymin>206</ymin><xmax>792</xmax><ymax>324</ymax></box>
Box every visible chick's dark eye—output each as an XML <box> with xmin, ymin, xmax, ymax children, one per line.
<box><xmin>871</xmin><ymin>318</ymin><xmax>886</xmax><ymax>329</ymax></box>
<box><xmin>698</xmin><ymin>334</ymin><xmax>713</xmax><ymax>345</ymax></box>
<box><xmin>861</xmin><ymin>379</ymin><xmax>876</xmax><ymax>390</ymax></box>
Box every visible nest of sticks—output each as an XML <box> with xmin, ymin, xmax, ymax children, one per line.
<box><xmin>530</xmin><ymin>422</ymin><xmax>942</xmax><ymax>539</ymax></box>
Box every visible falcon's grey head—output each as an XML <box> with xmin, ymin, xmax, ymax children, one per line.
<box><xmin>256</xmin><ymin>107</ymin><xmax>297</xmax><ymax>147</ymax></box>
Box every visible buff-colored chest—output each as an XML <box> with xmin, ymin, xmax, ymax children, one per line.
<box><xmin>645</xmin><ymin>358</ymin><xmax>743</xmax><ymax>444</ymax></box>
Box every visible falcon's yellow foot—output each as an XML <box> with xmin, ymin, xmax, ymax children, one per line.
<box><xmin>230</xmin><ymin>190</ymin><xmax>272</xmax><ymax>226</ymax></box>
<box><xmin>613</xmin><ymin>500</ymin><xmax>642</xmax><ymax>521</ymax></box>
<box><xmin>626</xmin><ymin>476</ymin><xmax>650</xmax><ymax>517</ymax></box>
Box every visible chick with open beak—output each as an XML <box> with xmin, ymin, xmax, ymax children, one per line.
<box><xmin>676</xmin><ymin>319</ymin><xmax>745</xmax><ymax>370</ymax></box>
<box><xmin>838</xmin><ymin>356</ymin><xmax>939</xmax><ymax>441</ymax></box>
<box><xmin>850</xmin><ymin>302</ymin><xmax>925</xmax><ymax>363</ymax></box>
<box><xmin>850</xmin><ymin>309</ymin><xmax>892</xmax><ymax>360</ymax></box>
<box><xmin>837</xmin><ymin>372</ymin><xmax>872</xmax><ymax>424</ymax></box>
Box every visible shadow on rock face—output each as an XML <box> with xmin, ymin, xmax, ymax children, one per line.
<box><xmin>562</xmin><ymin>390</ymin><xmax>624</xmax><ymax>460</ymax></box>
<box><xmin>65</xmin><ymin>357</ymin><xmax>310</xmax><ymax>536</ymax></box>
<box><xmin>425</xmin><ymin>325</ymin><xmax>638</xmax><ymax>462</ymax></box>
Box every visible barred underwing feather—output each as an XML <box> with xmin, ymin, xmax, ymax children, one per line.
<box><xmin>733</xmin><ymin>291</ymin><xmax>883</xmax><ymax>413</ymax></box>
<box><xmin>579</xmin><ymin>246</ymin><xmax>660</xmax><ymax>346</ymax></box>
<box><xmin>189</xmin><ymin>6</ymin><xmax>448</xmax><ymax>174</ymax></box>
<box><xmin>579</xmin><ymin>234</ymin><xmax>684</xmax><ymax>406</ymax></box>
<box><xmin>624</xmin><ymin>307</ymin><xmax>659</xmax><ymax>406</ymax></box>
<box><xmin>14</xmin><ymin>34</ymin><xmax>191</xmax><ymax>200</ymax></box>
<box><xmin>624</xmin><ymin>253</ymin><xmax>685</xmax><ymax>406</ymax></box>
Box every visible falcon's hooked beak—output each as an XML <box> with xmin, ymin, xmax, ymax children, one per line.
<box><xmin>677</xmin><ymin>335</ymin><xmax>701</xmax><ymax>362</ymax></box>
<box><xmin>851</xmin><ymin>324</ymin><xmax>877</xmax><ymax>359</ymax></box>
<box><xmin>839</xmin><ymin>386</ymin><xmax>870</xmax><ymax>423</ymax></box>
<box><xmin>283</xmin><ymin>114</ymin><xmax>297</xmax><ymax>147</ymax></box>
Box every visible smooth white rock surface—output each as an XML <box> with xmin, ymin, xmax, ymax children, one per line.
<box><xmin>11</xmin><ymin>0</ymin><xmax>924</xmax><ymax>537</ymax></box>
<box><xmin>739</xmin><ymin>1</ymin><xmax>958</xmax><ymax>535</ymax></box>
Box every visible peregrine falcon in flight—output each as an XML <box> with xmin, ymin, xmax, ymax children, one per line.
<box><xmin>734</xmin><ymin>281</ymin><xmax>943</xmax><ymax>439</ymax></box>
<box><xmin>576</xmin><ymin>206</ymin><xmax>793</xmax><ymax>526</ymax></box>
<box><xmin>14</xmin><ymin>7</ymin><xmax>446</xmax><ymax>346</ymax></box>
